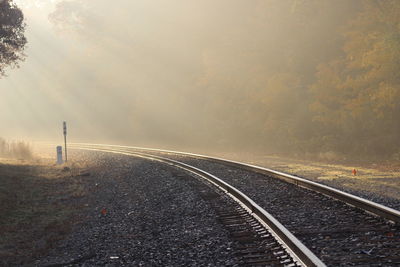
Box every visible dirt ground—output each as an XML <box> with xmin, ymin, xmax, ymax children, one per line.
<box><xmin>0</xmin><ymin>157</ymin><xmax>91</xmax><ymax>266</ymax></box>
<box><xmin>217</xmin><ymin>152</ymin><xmax>400</xmax><ymax>205</ymax></box>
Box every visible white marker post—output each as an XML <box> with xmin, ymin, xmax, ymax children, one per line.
<box><xmin>56</xmin><ymin>146</ymin><xmax>63</xmax><ymax>164</ymax></box>
<box><xmin>63</xmin><ymin>121</ymin><xmax>67</xmax><ymax>162</ymax></box>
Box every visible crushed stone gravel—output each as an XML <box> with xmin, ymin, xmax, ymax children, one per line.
<box><xmin>162</xmin><ymin>155</ymin><xmax>400</xmax><ymax>266</ymax></box>
<box><xmin>36</xmin><ymin>151</ymin><xmax>239</xmax><ymax>266</ymax></box>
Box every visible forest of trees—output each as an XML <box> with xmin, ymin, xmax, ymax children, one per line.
<box><xmin>47</xmin><ymin>0</ymin><xmax>400</xmax><ymax>161</ymax></box>
<box><xmin>2</xmin><ymin>0</ymin><xmax>399</xmax><ymax>161</ymax></box>
<box><xmin>190</xmin><ymin>0</ymin><xmax>400</xmax><ymax>161</ymax></box>
<box><xmin>307</xmin><ymin>0</ymin><xmax>400</xmax><ymax>160</ymax></box>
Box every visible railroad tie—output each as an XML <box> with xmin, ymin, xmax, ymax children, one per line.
<box><xmin>216</xmin><ymin>206</ymin><xmax>300</xmax><ymax>266</ymax></box>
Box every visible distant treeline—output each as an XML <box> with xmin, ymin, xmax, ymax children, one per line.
<box><xmin>0</xmin><ymin>138</ymin><xmax>32</xmax><ymax>160</ymax></box>
<box><xmin>187</xmin><ymin>0</ymin><xmax>400</xmax><ymax>161</ymax></box>
<box><xmin>46</xmin><ymin>0</ymin><xmax>400</xmax><ymax>161</ymax></box>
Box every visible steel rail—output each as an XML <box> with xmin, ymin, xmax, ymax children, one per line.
<box><xmin>70</xmin><ymin>143</ymin><xmax>400</xmax><ymax>224</ymax></box>
<box><xmin>71</xmin><ymin>144</ymin><xmax>326</xmax><ymax>267</ymax></box>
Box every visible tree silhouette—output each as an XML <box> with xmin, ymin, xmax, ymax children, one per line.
<box><xmin>0</xmin><ymin>0</ymin><xmax>26</xmax><ymax>76</ymax></box>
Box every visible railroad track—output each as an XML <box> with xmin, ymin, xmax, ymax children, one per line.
<box><xmin>70</xmin><ymin>143</ymin><xmax>400</xmax><ymax>266</ymax></box>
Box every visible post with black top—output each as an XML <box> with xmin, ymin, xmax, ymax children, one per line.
<box><xmin>63</xmin><ymin>121</ymin><xmax>67</xmax><ymax>162</ymax></box>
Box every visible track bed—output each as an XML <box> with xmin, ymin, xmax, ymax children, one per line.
<box><xmin>38</xmin><ymin>151</ymin><xmax>300</xmax><ymax>266</ymax></box>
<box><xmin>142</xmin><ymin>152</ymin><xmax>400</xmax><ymax>266</ymax></box>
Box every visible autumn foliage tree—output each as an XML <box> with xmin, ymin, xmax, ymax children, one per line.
<box><xmin>46</xmin><ymin>0</ymin><xmax>399</xmax><ymax>160</ymax></box>
<box><xmin>197</xmin><ymin>0</ymin><xmax>400</xmax><ymax>160</ymax></box>
<box><xmin>0</xmin><ymin>0</ymin><xmax>26</xmax><ymax>76</ymax></box>
<box><xmin>310</xmin><ymin>0</ymin><xmax>400</xmax><ymax>158</ymax></box>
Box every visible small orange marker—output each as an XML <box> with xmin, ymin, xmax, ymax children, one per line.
<box><xmin>352</xmin><ymin>169</ymin><xmax>357</xmax><ymax>176</ymax></box>
<box><xmin>101</xmin><ymin>208</ymin><xmax>107</xmax><ymax>215</ymax></box>
<box><xmin>386</xmin><ymin>232</ymin><xmax>394</xmax><ymax>237</ymax></box>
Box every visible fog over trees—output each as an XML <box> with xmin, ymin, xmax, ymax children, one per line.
<box><xmin>2</xmin><ymin>0</ymin><xmax>399</xmax><ymax>161</ymax></box>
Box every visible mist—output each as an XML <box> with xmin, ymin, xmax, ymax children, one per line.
<box><xmin>1</xmin><ymin>0</ymin><xmax>399</xmax><ymax>161</ymax></box>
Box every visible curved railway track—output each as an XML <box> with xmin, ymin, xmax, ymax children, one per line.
<box><xmin>69</xmin><ymin>144</ymin><xmax>323</xmax><ymax>266</ymax></box>
<box><xmin>70</xmin><ymin>143</ymin><xmax>400</xmax><ymax>266</ymax></box>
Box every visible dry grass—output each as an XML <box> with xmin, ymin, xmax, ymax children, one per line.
<box><xmin>0</xmin><ymin>138</ymin><xmax>33</xmax><ymax>160</ymax></box>
<box><xmin>217</xmin><ymin>152</ymin><xmax>400</xmax><ymax>202</ymax></box>
<box><xmin>0</xmin><ymin>158</ymin><xmax>91</xmax><ymax>265</ymax></box>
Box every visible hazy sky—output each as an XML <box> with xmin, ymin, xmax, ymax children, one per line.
<box><xmin>1</xmin><ymin>0</ymin><xmax>180</xmax><ymax>142</ymax></box>
<box><xmin>1</xmin><ymin>0</ymin><xmax>259</xmax><ymax>144</ymax></box>
<box><xmin>1</xmin><ymin>0</ymin><xmax>75</xmax><ymax>141</ymax></box>
<box><xmin>0</xmin><ymin>0</ymin><xmax>364</xmax><ymax>153</ymax></box>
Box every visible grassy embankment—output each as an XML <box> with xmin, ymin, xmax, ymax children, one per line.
<box><xmin>220</xmin><ymin>152</ymin><xmax>400</xmax><ymax>202</ymax></box>
<box><xmin>0</xmin><ymin>140</ymin><xmax>89</xmax><ymax>265</ymax></box>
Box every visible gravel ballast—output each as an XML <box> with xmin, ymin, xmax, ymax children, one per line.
<box><xmin>162</xmin><ymin>155</ymin><xmax>400</xmax><ymax>266</ymax></box>
<box><xmin>37</xmin><ymin>151</ymin><xmax>239</xmax><ymax>266</ymax></box>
